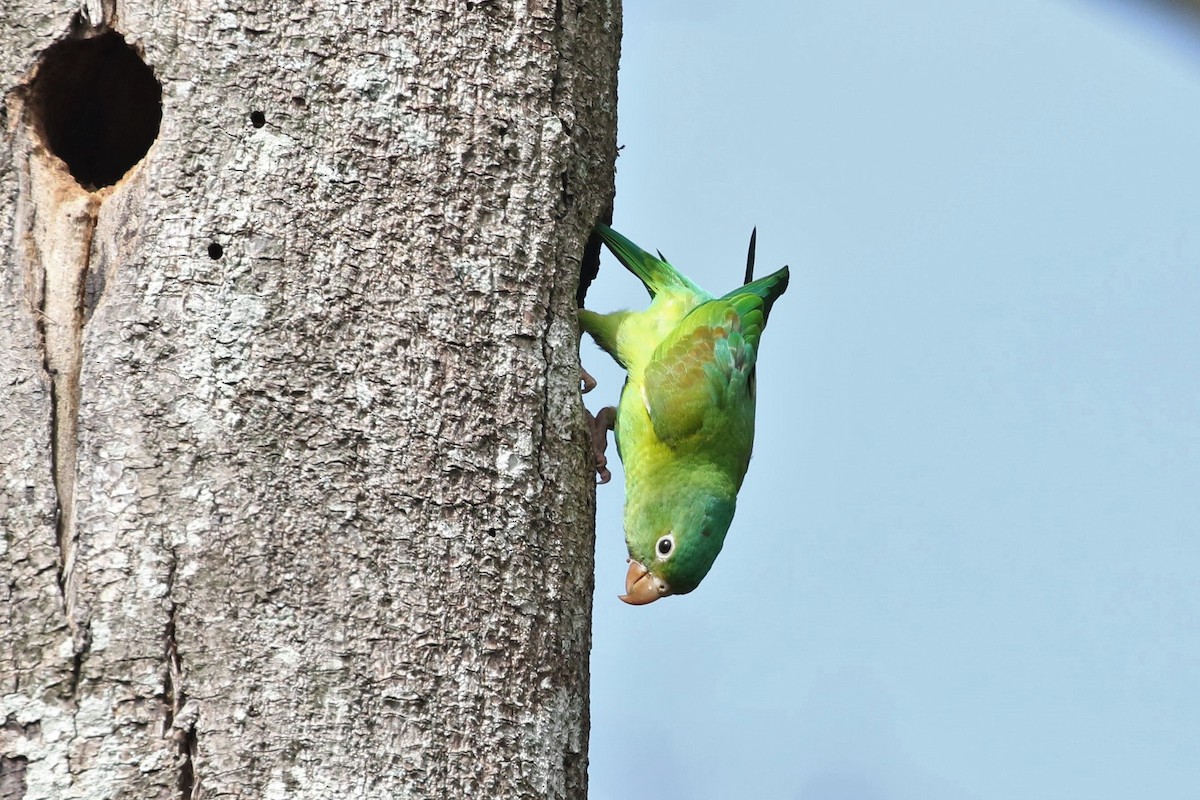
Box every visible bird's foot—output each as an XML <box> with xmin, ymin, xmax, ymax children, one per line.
<box><xmin>581</xmin><ymin>367</ymin><xmax>598</xmax><ymax>395</ymax></box>
<box><xmin>586</xmin><ymin>405</ymin><xmax>616</xmax><ymax>485</ymax></box>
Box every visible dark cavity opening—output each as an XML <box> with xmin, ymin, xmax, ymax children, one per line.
<box><xmin>250</xmin><ymin>110</ymin><xmax>266</xmax><ymax>128</ymax></box>
<box><xmin>27</xmin><ymin>31</ymin><xmax>162</xmax><ymax>190</ymax></box>
<box><xmin>208</xmin><ymin>242</ymin><xmax>223</xmax><ymax>260</ymax></box>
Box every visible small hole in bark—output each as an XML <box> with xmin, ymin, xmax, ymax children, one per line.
<box><xmin>208</xmin><ymin>243</ymin><xmax>224</xmax><ymax>260</ymax></box>
<box><xmin>250</xmin><ymin>110</ymin><xmax>266</xmax><ymax>128</ymax></box>
<box><xmin>27</xmin><ymin>31</ymin><xmax>162</xmax><ymax>190</ymax></box>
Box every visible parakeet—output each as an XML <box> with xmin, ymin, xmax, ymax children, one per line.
<box><xmin>580</xmin><ymin>223</ymin><xmax>789</xmax><ymax>604</ymax></box>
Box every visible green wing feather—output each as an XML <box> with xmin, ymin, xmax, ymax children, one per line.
<box><xmin>640</xmin><ymin>264</ymin><xmax>790</xmax><ymax>448</ymax></box>
<box><xmin>721</xmin><ymin>265</ymin><xmax>791</xmax><ymax>342</ymax></box>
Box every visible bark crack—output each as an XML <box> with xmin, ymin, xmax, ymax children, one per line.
<box><xmin>549</xmin><ymin>0</ymin><xmax>565</xmax><ymax>107</ymax></box>
<box><xmin>30</xmin><ymin>182</ymin><xmax>100</xmax><ymax>698</ymax></box>
<box><xmin>163</xmin><ymin>552</ymin><xmax>198</xmax><ymax>800</ymax></box>
<box><xmin>538</xmin><ymin>285</ymin><xmax>555</xmax><ymax>486</ymax></box>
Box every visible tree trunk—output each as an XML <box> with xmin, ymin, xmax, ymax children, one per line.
<box><xmin>0</xmin><ymin>1</ymin><xmax>619</xmax><ymax>797</ymax></box>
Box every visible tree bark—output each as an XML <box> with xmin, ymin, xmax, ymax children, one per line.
<box><xmin>0</xmin><ymin>0</ymin><xmax>619</xmax><ymax>797</ymax></box>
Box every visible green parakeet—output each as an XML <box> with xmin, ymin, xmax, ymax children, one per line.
<box><xmin>580</xmin><ymin>223</ymin><xmax>789</xmax><ymax>604</ymax></box>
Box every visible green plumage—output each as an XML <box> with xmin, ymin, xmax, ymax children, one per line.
<box><xmin>581</xmin><ymin>223</ymin><xmax>789</xmax><ymax>602</ymax></box>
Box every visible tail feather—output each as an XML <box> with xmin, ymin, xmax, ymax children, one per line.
<box><xmin>594</xmin><ymin>223</ymin><xmax>702</xmax><ymax>298</ymax></box>
<box><xmin>744</xmin><ymin>227</ymin><xmax>757</xmax><ymax>285</ymax></box>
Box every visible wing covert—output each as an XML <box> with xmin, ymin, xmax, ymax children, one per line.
<box><xmin>640</xmin><ymin>302</ymin><xmax>755</xmax><ymax>446</ymax></box>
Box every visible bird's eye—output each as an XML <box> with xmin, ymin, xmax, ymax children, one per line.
<box><xmin>655</xmin><ymin>534</ymin><xmax>675</xmax><ymax>559</ymax></box>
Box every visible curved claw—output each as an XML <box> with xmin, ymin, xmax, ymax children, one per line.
<box><xmin>586</xmin><ymin>405</ymin><xmax>616</xmax><ymax>484</ymax></box>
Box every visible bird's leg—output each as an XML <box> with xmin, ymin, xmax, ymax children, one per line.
<box><xmin>586</xmin><ymin>405</ymin><xmax>617</xmax><ymax>485</ymax></box>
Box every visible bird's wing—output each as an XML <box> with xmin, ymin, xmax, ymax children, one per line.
<box><xmin>640</xmin><ymin>265</ymin><xmax>789</xmax><ymax>447</ymax></box>
<box><xmin>639</xmin><ymin>303</ymin><xmax>754</xmax><ymax>447</ymax></box>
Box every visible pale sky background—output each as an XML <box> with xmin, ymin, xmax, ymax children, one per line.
<box><xmin>582</xmin><ymin>2</ymin><xmax>1200</xmax><ymax>798</ymax></box>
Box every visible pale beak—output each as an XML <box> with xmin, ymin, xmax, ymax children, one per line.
<box><xmin>619</xmin><ymin>560</ymin><xmax>670</xmax><ymax>605</ymax></box>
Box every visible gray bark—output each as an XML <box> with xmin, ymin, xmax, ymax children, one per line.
<box><xmin>0</xmin><ymin>0</ymin><xmax>619</xmax><ymax>797</ymax></box>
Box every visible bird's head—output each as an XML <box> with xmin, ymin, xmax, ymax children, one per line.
<box><xmin>620</xmin><ymin>488</ymin><xmax>736</xmax><ymax>605</ymax></box>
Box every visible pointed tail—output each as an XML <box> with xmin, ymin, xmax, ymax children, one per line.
<box><xmin>594</xmin><ymin>223</ymin><xmax>702</xmax><ymax>298</ymax></box>
<box><xmin>744</xmin><ymin>227</ymin><xmax>757</xmax><ymax>285</ymax></box>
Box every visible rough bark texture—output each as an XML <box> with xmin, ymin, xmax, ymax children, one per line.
<box><xmin>0</xmin><ymin>0</ymin><xmax>619</xmax><ymax>797</ymax></box>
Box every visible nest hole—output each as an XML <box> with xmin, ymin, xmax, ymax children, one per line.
<box><xmin>27</xmin><ymin>31</ymin><xmax>162</xmax><ymax>190</ymax></box>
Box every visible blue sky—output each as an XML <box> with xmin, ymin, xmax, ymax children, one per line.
<box><xmin>582</xmin><ymin>2</ymin><xmax>1200</xmax><ymax>798</ymax></box>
